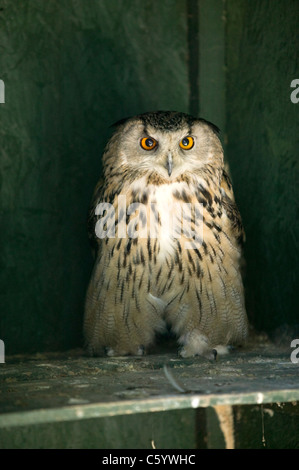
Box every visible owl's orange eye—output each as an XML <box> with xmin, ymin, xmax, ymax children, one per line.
<box><xmin>140</xmin><ymin>137</ymin><xmax>157</xmax><ymax>151</ymax></box>
<box><xmin>179</xmin><ymin>136</ymin><xmax>194</xmax><ymax>150</ymax></box>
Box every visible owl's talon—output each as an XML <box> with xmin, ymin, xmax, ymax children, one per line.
<box><xmin>104</xmin><ymin>347</ymin><xmax>115</xmax><ymax>357</ymax></box>
<box><xmin>178</xmin><ymin>347</ymin><xmax>217</xmax><ymax>361</ymax></box>
<box><xmin>178</xmin><ymin>347</ymin><xmax>187</xmax><ymax>358</ymax></box>
<box><xmin>137</xmin><ymin>345</ymin><xmax>145</xmax><ymax>356</ymax></box>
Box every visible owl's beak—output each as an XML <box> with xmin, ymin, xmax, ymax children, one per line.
<box><xmin>166</xmin><ymin>152</ymin><xmax>173</xmax><ymax>176</ymax></box>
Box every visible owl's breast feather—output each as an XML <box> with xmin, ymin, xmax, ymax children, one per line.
<box><xmin>146</xmin><ymin>182</ymin><xmax>190</xmax><ymax>261</ymax></box>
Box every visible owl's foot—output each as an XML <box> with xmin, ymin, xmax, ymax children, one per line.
<box><xmin>178</xmin><ymin>331</ymin><xmax>230</xmax><ymax>359</ymax></box>
<box><xmin>178</xmin><ymin>331</ymin><xmax>210</xmax><ymax>358</ymax></box>
<box><xmin>104</xmin><ymin>345</ymin><xmax>146</xmax><ymax>357</ymax></box>
<box><xmin>104</xmin><ymin>347</ymin><xmax>117</xmax><ymax>357</ymax></box>
<box><xmin>136</xmin><ymin>345</ymin><xmax>146</xmax><ymax>356</ymax></box>
<box><xmin>213</xmin><ymin>345</ymin><xmax>231</xmax><ymax>355</ymax></box>
<box><xmin>178</xmin><ymin>346</ymin><xmax>217</xmax><ymax>360</ymax></box>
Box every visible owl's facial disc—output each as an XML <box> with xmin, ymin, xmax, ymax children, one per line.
<box><xmin>115</xmin><ymin>118</ymin><xmax>223</xmax><ymax>181</ymax></box>
<box><xmin>137</xmin><ymin>126</ymin><xmax>196</xmax><ymax>179</ymax></box>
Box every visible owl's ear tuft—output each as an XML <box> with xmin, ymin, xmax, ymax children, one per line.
<box><xmin>110</xmin><ymin>116</ymin><xmax>132</xmax><ymax>129</ymax></box>
<box><xmin>198</xmin><ymin>118</ymin><xmax>220</xmax><ymax>136</ymax></box>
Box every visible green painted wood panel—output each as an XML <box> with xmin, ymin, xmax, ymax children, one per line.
<box><xmin>233</xmin><ymin>403</ymin><xmax>299</xmax><ymax>449</ymax></box>
<box><xmin>0</xmin><ymin>409</ymin><xmax>198</xmax><ymax>449</ymax></box>
<box><xmin>226</xmin><ymin>0</ymin><xmax>299</xmax><ymax>333</ymax></box>
<box><xmin>1</xmin><ymin>0</ymin><xmax>297</xmax><ymax>355</ymax></box>
<box><xmin>0</xmin><ymin>0</ymin><xmax>189</xmax><ymax>354</ymax></box>
<box><xmin>199</xmin><ymin>0</ymin><xmax>225</xmax><ymax>133</ymax></box>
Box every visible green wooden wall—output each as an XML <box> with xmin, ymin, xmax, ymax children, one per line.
<box><xmin>0</xmin><ymin>0</ymin><xmax>191</xmax><ymax>354</ymax></box>
<box><xmin>226</xmin><ymin>0</ymin><xmax>298</xmax><ymax>333</ymax></box>
<box><xmin>0</xmin><ymin>0</ymin><xmax>297</xmax><ymax>354</ymax></box>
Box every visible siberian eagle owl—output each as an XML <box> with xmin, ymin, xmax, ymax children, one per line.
<box><xmin>84</xmin><ymin>111</ymin><xmax>248</xmax><ymax>358</ymax></box>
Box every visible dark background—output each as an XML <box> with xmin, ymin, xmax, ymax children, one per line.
<box><xmin>0</xmin><ymin>0</ymin><xmax>298</xmax><ymax>354</ymax></box>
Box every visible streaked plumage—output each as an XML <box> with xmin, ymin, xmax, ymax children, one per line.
<box><xmin>84</xmin><ymin>111</ymin><xmax>248</xmax><ymax>357</ymax></box>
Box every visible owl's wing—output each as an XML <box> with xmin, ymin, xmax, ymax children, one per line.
<box><xmin>221</xmin><ymin>169</ymin><xmax>245</xmax><ymax>245</ymax></box>
<box><xmin>87</xmin><ymin>178</ymin><xmax>105</xmax><ymax>257</ymax></box>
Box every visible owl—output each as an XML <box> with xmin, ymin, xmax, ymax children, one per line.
<box><xmin>84</xmin><ymin>111</ymin><xmax>248</xmax><ymax>358</ymax></box>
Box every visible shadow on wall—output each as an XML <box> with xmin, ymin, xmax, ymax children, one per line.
<box><xmin>226</xmin><ymin>0</ymin><xmax>298</xmax><ymax>336</ymax></box>
<box><xmin>0</xmin><ymin>1</ymin><xmax>189</xmax><ymax>354</ymax></box>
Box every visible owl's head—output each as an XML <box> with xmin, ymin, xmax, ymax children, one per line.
<box><xmin>104</xmin><ymin>111</ymin><xmax>224</xmax><ymax>182</ymax></box>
